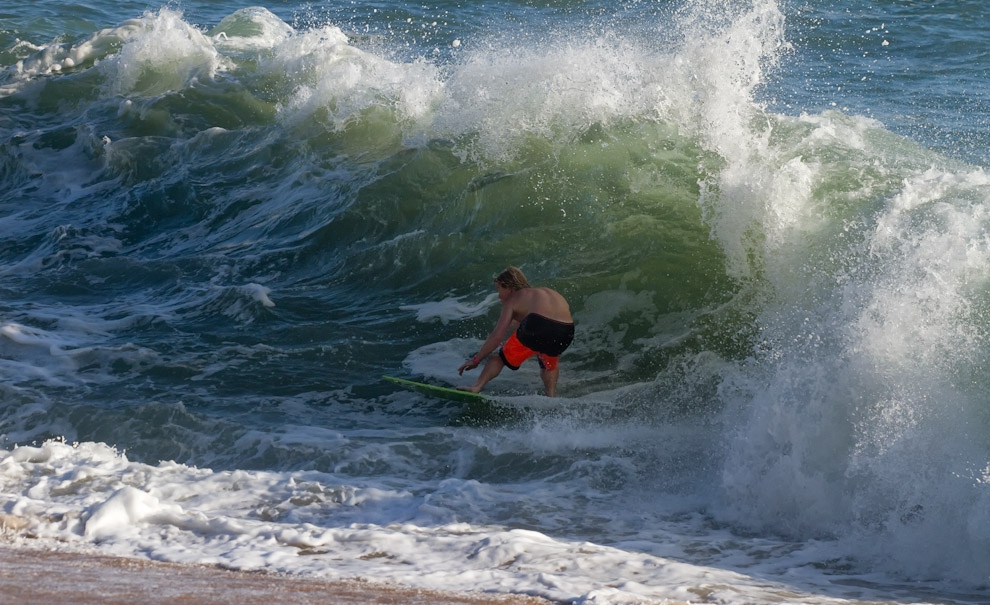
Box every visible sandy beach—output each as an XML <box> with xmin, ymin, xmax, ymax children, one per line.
<box><xmin>0</xmin><ymin>543</ymin><xmax>553</xmax><ymax>605</ymax></box>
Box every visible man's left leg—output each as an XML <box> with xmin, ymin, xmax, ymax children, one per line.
<box><xmin>461</xmin><ymin>355</ymin><xmax>506</xmax><ymax>393</ymax></box>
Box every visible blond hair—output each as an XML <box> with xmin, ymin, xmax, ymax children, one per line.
<box><xmin>494</xmin><ymin>266</ymin><xmax>531</xmax><ymax>291</ymax></box>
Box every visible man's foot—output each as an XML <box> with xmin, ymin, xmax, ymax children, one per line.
<box><xmin>456</xmin><ymin>385</ymin><xmax>481</xmax><ymax>393</ymax></box>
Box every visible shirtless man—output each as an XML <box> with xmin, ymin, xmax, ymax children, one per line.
<box><xmin>457</xmin><ymin>266</ymin><xmax>575</xmax><ymax>396</ymax></box>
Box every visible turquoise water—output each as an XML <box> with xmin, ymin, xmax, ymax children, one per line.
<box><xmin>2</xmin><ymin>1</ymin><xmax>989</xmax><ymax>602</ymax></box>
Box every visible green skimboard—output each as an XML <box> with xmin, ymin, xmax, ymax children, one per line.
<box><xmin>383</xmin><ymin>375</ymin><xmax>521</xmax><ymax>425</ymax></box>
<box><xmin>382</xmin><ymin>375</ymin><xmax>488</xmax><ymax>404</ymax></box>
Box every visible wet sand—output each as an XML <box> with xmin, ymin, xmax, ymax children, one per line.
<box><xmin>0</xmin><ymin>544</ymin><xmax>553</xmax><ymax>605</ymax></box>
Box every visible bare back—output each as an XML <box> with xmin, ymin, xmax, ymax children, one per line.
<box><xmin>506</xmin><ymin>287</ymin><xmax>572</xmax><ymax>324</ymax></box>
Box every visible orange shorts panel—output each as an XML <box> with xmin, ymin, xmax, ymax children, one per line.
<box><xmin>499</xmin><ymin>333</ymin><xmax>559</xmax><ymax>371</ymax></box>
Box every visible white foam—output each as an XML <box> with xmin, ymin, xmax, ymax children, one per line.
<box><xmin>3</xmin><ymin>20</ymin><xmax>143</xmax><ymax>86</ymax></box>
<box><xmin>239</xmin><ymin>283</ymin><xmax>276</xmax><ymax>308</ymax></box>
<box><xmin>400</xmin><ymin>292</ymin><xmax>498</xmax><ymax>324</ymax></box>
<box><xmin>0</xmin><ymin>439</ymin><xmax>895</xmax><ymax>604</ymax></box>
<box><xmin>103</xmin><ymin>9</ymin><xmax>229</xmax><ymax>96</ymax></box>
<box><xmin>708</xmin><ymin>106</ymin><xmax>990</xmax><ymax>587</ymax></box>
<box><xmin>434</xmin><ymin>33</ymin><xmax>678</xmax><ymax>164</ymax></box>
<box><xmin>3</xmin><ymin>9</ymin><xmax>228</xmax><ymax>97</ymax></box>
<box><xmin>266</xmin><ymin>24</ymin><xmax>442</xmax><ymax>130</ymax></box>
<box><xmin>84</xmin><ymin>486</ymin><xmax>184</xmax><ymax>539</ymax></box>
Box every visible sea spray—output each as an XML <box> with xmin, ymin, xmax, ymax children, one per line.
<box><xmin>708</xmin><ymin>68</ymin><xmax>990</xmax><ymax>587</ymax></box>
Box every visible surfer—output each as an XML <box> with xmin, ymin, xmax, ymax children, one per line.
<box><xmin>457</xmin><ymin>266</ymin><xmax>575</xmax><ymax>397</ymax></box>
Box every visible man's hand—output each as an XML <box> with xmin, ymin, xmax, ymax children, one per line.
<box><xmin>458</xmin><ymin>356</ymin><xmax>480</xmax><ymax>375</ymax></box>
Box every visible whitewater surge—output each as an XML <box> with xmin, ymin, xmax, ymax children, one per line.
<box><xmin>2</xmin><ymin>1</ymin><xmax>990</xmax><ymax>603</ymax></box>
